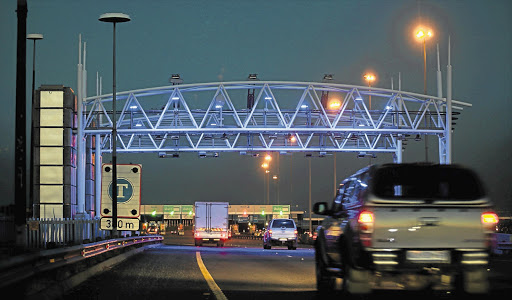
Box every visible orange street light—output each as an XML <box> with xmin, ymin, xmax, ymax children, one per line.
<box><xmin>261</xmin><ymin>162</ymin><xmax>269</xmax><ymax>169</ymax></box>
<box><xmin>264</xmin><ymin>154</ymin><xmax>272</xmax><ymax>161</ymax></box>
<box><xmin>328</xmin><ymin>99</ymin><xmax>341</xmax><ymax>109</ymax></box>
<box><xmin>363</xmin><ymin>74</ymin><xmax>376</xmax><ymax>84</ymax></box>
<box><xmin>364</xmin><ymin>73</ymin><xmax>376</xmax><ymax>109</ymax></box>
<box><xmin>415</xmin><ymin>26</ymin><xmax>433</xmax><ymax>162</ymax></box>
<box><xmin>414</xmin><ymin>28</ymin><xmax>433</xmax><ymax>95</ymax></box>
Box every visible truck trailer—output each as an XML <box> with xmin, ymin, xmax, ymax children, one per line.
<box><xmin>194</xmin><ymin>202</ymin><xmax>229</xmax><ymax>247</ymax></box>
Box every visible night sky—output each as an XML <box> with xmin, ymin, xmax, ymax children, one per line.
<box><xmin>0</xmin><ymin>0</ymin><xmax>511</xmax><ymax>213</ymax></box>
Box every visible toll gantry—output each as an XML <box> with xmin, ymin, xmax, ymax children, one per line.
<box><xmin>82</xmin><ymin>80</ymin><xmax>470</xmax><ymax>162</ymax></box>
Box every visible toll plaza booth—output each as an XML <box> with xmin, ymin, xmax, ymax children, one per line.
<box><xmin>227</xmin><ymin>205</ymin><xmax>298</xmax><ymax>235</ymax></box>
<box><xmin>141</xmin><ymin>205</ymin><xmax>194</xmax><ymax>234</ymax></box>
<box><xmin>140</xmin><ymin>204</ymin><xmax>302</xmax><ymax>234</ymax></box>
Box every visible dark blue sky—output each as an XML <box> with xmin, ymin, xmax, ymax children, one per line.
<box><xmin>1</xmin><ymin>0</ymin><xmax>511</xmax><ymax>212</ymax></box>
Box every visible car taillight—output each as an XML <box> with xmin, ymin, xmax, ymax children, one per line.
<box><xmin>358</xmin><ymin>211</ymin><xmax>374</xmax><ymax>233</ymax></box>
<box><xmin>294</xmin><ymin>230</ymin><xmax>298</xmax><ymax>236</ymax></box>
<box><xmin>481</xmin><ymin>212</ymin><xmax>499</xmax><ymax>233</ymax></box>
<box><xmin>269</xmin><ymin>230</ymin><xmax>272</xmax><ymax>236</ymax></box>
<box><xmin>358</xmin><ymin>210</ymin><xmax>374</xmax><ymax>247</ymax></box>
<box><xmin>481</xmin><ymin>212</ymin><xmax>498</xmax><ymax>225</ymax></box>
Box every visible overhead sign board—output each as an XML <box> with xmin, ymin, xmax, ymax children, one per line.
<box><xmin>101</xmin><ymin>217</ymin><xmax>140</xmax><ymax>231</ymax></box>
<box><xmin>181</xmin><ymin>205</ymin><xmax>194</xmax><ymax>219</ymax></box>
<box><xmin>101</xmin><ymin>164</ymin><xmax>142</xmax><ymax>218</ymax></box>
<box><xmin>164</xmin><ymin>205</ymin><xmax>181</xmax><ymax>219</ymax></box>
<box><xmin>272</xmin><ymin>205</ymin><xmax>290</xmax><ymax>214</ymax></box>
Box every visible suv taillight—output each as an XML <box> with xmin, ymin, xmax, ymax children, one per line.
<box><xmin>358</xmin><ymin>211</ymin><xmax>374</xmax><ymax>233</ymax></box>
<box><xmin>481</xmin><ymin>212</ymin><xmax>498</xmax><ymax>225</ymax></box>
<box><xmin>481</xmin><ymin>212</ymin><xmax>498</xmax><ymax>232</ymax></box>
<box><xmin>358</xmin><ymin>210</ymin><xmax>374</xmax><ymax>247</ymax></box>
<box><xmin>269</xmin><ymin>229</ymin><xmax>272</xmax><ymax>236</ymax></box>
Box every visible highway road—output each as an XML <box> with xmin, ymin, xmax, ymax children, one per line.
<box><xmin>64</xmin><ymin>233</ymin><xmax>512</xmax><ymax>300</ymax></box>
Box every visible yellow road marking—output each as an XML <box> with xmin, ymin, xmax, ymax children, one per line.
<box><xmin>196</xmin><ymin>251</ymin><xmax>228</xmax><ymax>300</ymax></box>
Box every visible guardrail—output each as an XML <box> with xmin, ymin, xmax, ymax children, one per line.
<box><xmin>231</xmin><ymin>234</ymin><xmax>262</xmax><ymax>240</ymax></box>
<box><xmin>0</xmin><ymin>235</ymin><xmax>163</xmax><ymax>291</ymax></box>
<box><xmin>26</xmin><ymin>218</ymin><xmax>110</xmax><ymax>249</ymax></box>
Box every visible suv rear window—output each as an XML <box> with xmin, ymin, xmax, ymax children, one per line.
<box><xmin>271</xmin><ymin>220</ymin><xmax>295</xmax><ymax>228</ymax></box>
<box><xmin>372</xmin><ymin>165</ymin><xmax>485</xmax><ymax>200</ymax></box>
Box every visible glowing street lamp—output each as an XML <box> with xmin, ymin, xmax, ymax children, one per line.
<box><xmin>415</xmin><ymin>28</ymin><xmax>433</xmax><ymax>95</ymax></box>
<box><xmin>328</xmin><ymin>99</ymin><xmax>341</xmax><ymax>109</ymax></box>
<box><xmin>364</xmin><ymin>73</ymin><xmax>376</xmax><ymax>84</ymax></box>
<box><xmin>415</xmin><ymin>27</ymin><xmax>433</xmax><ymax>162</ymax></box>
<box><xmin>264</xmin><ymin>154</ymin><xmax>272</xmax><ymax>161</ymax></box>
<box><xmin>364</xmin><ymin>73</ymin><xmax>376</xmax><ymax>109</ymax></box>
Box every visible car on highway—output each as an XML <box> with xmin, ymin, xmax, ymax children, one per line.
<box><xmin>147</xmin><ymin>224</ymin><xmax>159</xmax><ymax>234</ymax></box>
<box><xmin>314</xmin><ymin>163</ymin><xmax>498</xmax><ymax>296</ymax></box>
<box><xmin>263</xmin><ymin>218</ymin><xmax>298</xmax><ymax>250</ymax></box>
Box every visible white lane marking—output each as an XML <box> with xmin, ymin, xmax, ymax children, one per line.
<box><xmin>196</xmin><ymin>251</ymin><xmax>228</xmax><ymax>300</ymax></box>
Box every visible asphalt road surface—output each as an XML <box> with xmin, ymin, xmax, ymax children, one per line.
<box><xmin>63</xmin><ymin>233</ymin><xmax>512</xmax><ymax>300</ymax></box>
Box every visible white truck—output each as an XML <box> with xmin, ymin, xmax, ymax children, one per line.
<box><xmin>194</xmin><ymin>202</ymin><xmax>229</xmax><ymax>247</ymax></box>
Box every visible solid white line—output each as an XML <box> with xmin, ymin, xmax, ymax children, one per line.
<box><xmin>196</xmin><ymin>251</ymin><xmax>228</xmax><ymax>300</ymax></box>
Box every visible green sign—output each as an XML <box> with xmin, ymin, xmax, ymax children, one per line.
<box><xmin>164</xmin><ymin>205</ymin><xmax>181</xmax><ymax>214</ymax></box>
<box><xmin>272</xmin><ymin>205</ymin><xmax>290</xmax><ymax>215</ymax></box>
<box><xmin>272</xmin><ymin>205</ymin><xmax>283</xmax><ymax>213</ymax></box>
<box><xmin>181</xmin><ymin>205</ymin><xmax>193</xmax><ymax>215</ymax></box>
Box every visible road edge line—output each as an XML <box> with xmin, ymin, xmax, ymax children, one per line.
<box><xmin>196</xmin><ymin>251</ymin><xmax>228</xmax><ymax>300</ymax></box>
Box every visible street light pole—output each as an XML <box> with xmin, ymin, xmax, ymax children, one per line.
<box><xmin>416</xmin><ymin>28</ymin><xmax>432</xmax><ymax>162</ymax></box>
<box><xmin>99</xmin><ymin>13</ymin><xmax>131</xmax><ymax>237</ymax></box>
<box><xmin>27</xmin><ymin>33</ymin><xmax>43</xmax><ymax>217</ymax></box>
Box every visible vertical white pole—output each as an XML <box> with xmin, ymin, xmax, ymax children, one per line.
<box><xmin>81</xmin><ymin>42</ymin><xmax>87</xmax><ymax>215</ymax></box>
<box><xmin>436</xmin><ymin>44</ymin><xmax>443</xmax><ymax>99</ymax></box>
<box><xmin>95</xmin><ymin>134</ymin><xmax>102</xmax><ymax>218</ymax></box>
<box><xmin>95</xmin><ymin>72</ymin><xmax>102</xmax><ymax>219</ymax></box>
<box><xmin>395</xmin><ymin>72</ymin><xmax>402</xmax><ymax>163</ymax></box>
<box><xmin>437</xmin><ymin>44</ymin><xmax>445</xmax><ymax>164</ymax></box>
<box><xmin>446</xmin><ymin>37</ymin><xmax>453</xmax><ymax>164</ymax></box>
<box><xmin>76</xmin><ymin>34</ymin><xmax>85</xmax><ymax>216</ymax></box>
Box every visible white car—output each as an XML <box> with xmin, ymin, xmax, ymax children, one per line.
<box><xmin>263</xmin><ymin>218</ymin><xmax>298</xmax><ymax>250</ymax></box>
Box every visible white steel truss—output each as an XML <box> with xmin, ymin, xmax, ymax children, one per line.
<box><xmin>83</xmin><ymin>81</ymin><xmax>470</xmax><ymax>159</ymax></box>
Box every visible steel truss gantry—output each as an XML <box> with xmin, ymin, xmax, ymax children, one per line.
<box><xmin>83</xmin><ymin>81</ymin><xmax>470</xmax><ymax>162</ymax></box>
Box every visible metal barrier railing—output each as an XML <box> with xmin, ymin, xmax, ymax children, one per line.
<box><xmin>26</xmin><ymin>218</ymin><xmax>110</xmax><ymax>248</ymax></box>
<box><xmin>0</xmin><ymin>235</ymin><xmax>163</xmax><ymax>290</ymax></box>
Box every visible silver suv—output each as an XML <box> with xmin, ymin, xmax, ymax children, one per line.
<box><xmin>314</xmin><ymin>163</ymin><xmax>497</xmax><ymax>295</ymax></box>
<box><xmin>263</xmin><ymin>218</ymin><xmax>298</xmax><ymax>250</ymax></box>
